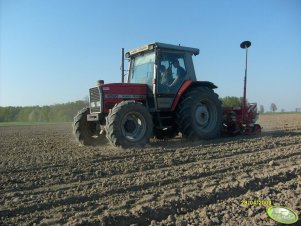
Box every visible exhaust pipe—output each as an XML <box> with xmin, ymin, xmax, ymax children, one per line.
<box><xmin>121</xmin><ymin>48</ymin><xmax>125</xmax><ymax>83</ymax></box>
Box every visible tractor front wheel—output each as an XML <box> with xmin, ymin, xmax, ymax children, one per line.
<box><xmin>73</xmin><ymin>107</ymin><xmax>107</xmax><ymax>145</ymax></box>
<box><xmin>105</xmin><ymin>101</ymin><xmax>153</xmax><ymax>148</ymax></box>
<box><xmin>176</xmin><ymin>86</ymin><xmax>222</xmax><ymax>140</ymax></box>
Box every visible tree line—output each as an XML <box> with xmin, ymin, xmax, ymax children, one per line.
<box><xmin>0</xmin><ymin>97</ymin><xmax>297</xmax><ymax>123</ymax></box>
<box><xmin>0</xmin><ymin>101</ymin><xmax>87</xmax><ymax>122</ymax></box>
<box><xmin>220</xmin><ymin>97</ymin><xmax>288</xmax><ymax>113</ymax></box>
<box><xmin>1</xmin><ymin>97</ymin><xmax>242</xmax><ymax>123</ymax></box>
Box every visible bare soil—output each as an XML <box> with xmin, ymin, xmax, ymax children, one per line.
<box><xmin>1</xmin><ymin>114</ymin><xmax>301</xmax><ymax>225</ymax></box>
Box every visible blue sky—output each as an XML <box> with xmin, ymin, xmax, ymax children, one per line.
<box><xmin>1</xmin><ymin>0</ymin><xmax>301</xmax><ymax>111</ymax></box>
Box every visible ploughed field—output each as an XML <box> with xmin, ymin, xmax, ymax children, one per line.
<box><xmin>1</xmin><ymin>114</ymin><xmax>301</xmax><ymax>225</ymax></box>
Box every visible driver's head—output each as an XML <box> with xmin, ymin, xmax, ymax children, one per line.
<box><xmin>172</xmin><ymin>59</ymin><xmax>180</xmax><ymax>67</ymax></box>
<box><xmin>158</xmin><ymin>65</ymin><xmax>166</xmax><ymax>72</ymax></box>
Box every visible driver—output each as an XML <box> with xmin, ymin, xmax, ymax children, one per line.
<box><xmin>169</xmin><ymin>59</ymin><xmax>186</xmax><ymax>89</ymax></box>
<box><xmin>158</xmin><ymin>65</ymin><xmax>173</xmax><ymax>86</ymax></box>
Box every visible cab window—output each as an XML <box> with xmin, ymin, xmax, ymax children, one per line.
<box><xmin>129</xmin><ymin>52</ymin><xmax>155</xmax><ymax>89</ymax></box>
<box><xmin>157</xmin><ymin>52</ymin><xmax>186</xmax><ymax>93</ymax></box>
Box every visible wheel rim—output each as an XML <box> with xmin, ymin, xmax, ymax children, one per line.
<box><xmin>121</xmin><ymin>111</ymin><xmax>147</xmax><ymax>142</ymax></box>
<box><xmin>194</xmin><ymin>100</ymin><xmax>217</xmax><ymax>132</ymax></box>
<box><xmin>195</xmin><ymin>104</ymin><xmax>209</xmax><ymax>127</ymax></box>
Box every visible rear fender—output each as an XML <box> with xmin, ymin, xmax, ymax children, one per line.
<box><xmin>171</xmin><ymin>80</ymin><xmax>218</xmax><ymax>111</ymax></box>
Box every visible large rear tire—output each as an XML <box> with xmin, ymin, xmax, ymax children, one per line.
<box><xmin>105</xmin><ymin>101</ymin><xmax>153</xmax><ymax>148</ymax></box>
<box><xmin>176</xmin><ymin>86</ymin><xmax>222</xmax><ymax>140</ymax></box>
<box><xmin>73</xmin><ymin>107</ymin><xmax>107</xmax><ymax>145</ymax></box>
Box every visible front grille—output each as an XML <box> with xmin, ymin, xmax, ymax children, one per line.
<box><xmin>89</xmin><ymin>87</ymin><xmax>102</xmax><ymax>113</ymax></box>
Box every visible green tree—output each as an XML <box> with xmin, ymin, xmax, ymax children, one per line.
<box><xmin>0</xmin><ymin>107</ymin><xmax>7</xmax><ymax>122</ymax></box>
<box><xmin>28</xmin><ymin>107</ymin><xmax>43</xmax><ymax>122</ymax></box>
<box><xmin>270</xmin><ymin>103</ymin><xmax>277</xmax><ymax>112</ymax></box>
<box><xmin>0</xmin><ymin>100</ymin><xmax>87</xmax><ymax>122</ymax></box>
<box><xmin>17</xmin><ymin>107</ymin><xmax>34</xmax><ymax>122</ymax></box>
<box><xmin>221</xmin><ymin>96</ymin><xmax>241</xmax><ymax>107</ymax></box>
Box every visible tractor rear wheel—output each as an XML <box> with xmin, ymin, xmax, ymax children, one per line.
<box><xmin>73</xmin><ymin>107</ymin><xmax>107</xmax><ymax>145</ymax></box>
<box><xmin>176</xmin><ymin>86</ymin><xmax>222</xmax><ymax>140</ymax></box>
<box><xmin>105</xmin><ymin>101</ymin><xmax>153</xmax><ymax>148</ymax></box>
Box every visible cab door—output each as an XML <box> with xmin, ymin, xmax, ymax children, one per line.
<box><xmin>155</xmin><ymin>51</ymin><xmax>187</xmax><ymax>110</ymax></box>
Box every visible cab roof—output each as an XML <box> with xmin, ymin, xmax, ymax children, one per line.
<box><xmin>126</xmin><ymin>42</ymin><xmax>200</xmax><ymax>57</ymax></box>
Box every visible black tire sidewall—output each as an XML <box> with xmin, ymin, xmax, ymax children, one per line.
<box><xmin>105</xmin><ymin>101</ymin><xmax>153</xmax><ymax>148</ymax></box>
<box><xmin>177</xmin><ymin>87</ymin><xmax>222</xmax><ymax>140</ymax></box>
<box><xmin>73</xmin><ymin>107</ymin><xmax>106</xmax><ymax>145</ymax></box>
<box><xmin>191</xmin><ymin>90</ymin><xmax>221</xmax><ymax>138</ymax></box>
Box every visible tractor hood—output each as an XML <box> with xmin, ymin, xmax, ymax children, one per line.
<box><xmin>89</xmin><ymin>83</ymin><xmax>148</xmax><ymax>114</ymax></box>
<box><xmin>101</xmin><ymin>83</ymin><xmax>148</xmax><ymax>99</ymax></box>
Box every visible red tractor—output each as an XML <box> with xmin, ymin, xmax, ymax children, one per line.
<box><xmin>73</xmin><ymin>42</ymin><xmax>261</xmax><ymax>148</ymax></box>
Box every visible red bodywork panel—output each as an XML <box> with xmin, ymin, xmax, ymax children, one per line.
<box><xmin>171</xmin><ymin>80</ymin><xmax>193</xmax><ymax>111</ymax></box>
<box><xmin>101</xmin><ymin>83</ymin><xmax>148</xmax><ymax>113</ymax></box>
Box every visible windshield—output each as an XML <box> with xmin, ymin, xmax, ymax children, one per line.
<box><xmin>129</xmin><ymin>51</ymin><xmax>155</xmax><ymax>89</ymax></box>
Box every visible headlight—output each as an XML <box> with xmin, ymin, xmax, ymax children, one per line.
<box><xmin>91</xmin><ymin>101</ymin><xmax>100</xmax><ymax>108</ymax></box>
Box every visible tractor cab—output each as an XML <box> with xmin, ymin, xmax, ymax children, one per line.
<box><xmin>126</xmin><ymin>42</ymin><xmax>200</xmax><ymax>110</ymax></box>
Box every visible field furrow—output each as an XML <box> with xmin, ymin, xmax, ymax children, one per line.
<box><xmin>1</xmin><ymin>114</ymin><xmax>301</xmax><ymax>225</ymax></box>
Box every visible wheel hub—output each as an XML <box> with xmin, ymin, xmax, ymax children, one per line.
<box><xmin>195</xmin><ymin>104</ymin><xmax>209</xmax><ymax>127</ymax></box>
<box><xmin>124</xmin><ymin>118</ymin><xmax>137</xmax><ymax>133</ymax></box>
<box><xmin>121</xmin><ymin>112</ymin><xmax>146</xmax><ymax>142</ymax></box>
